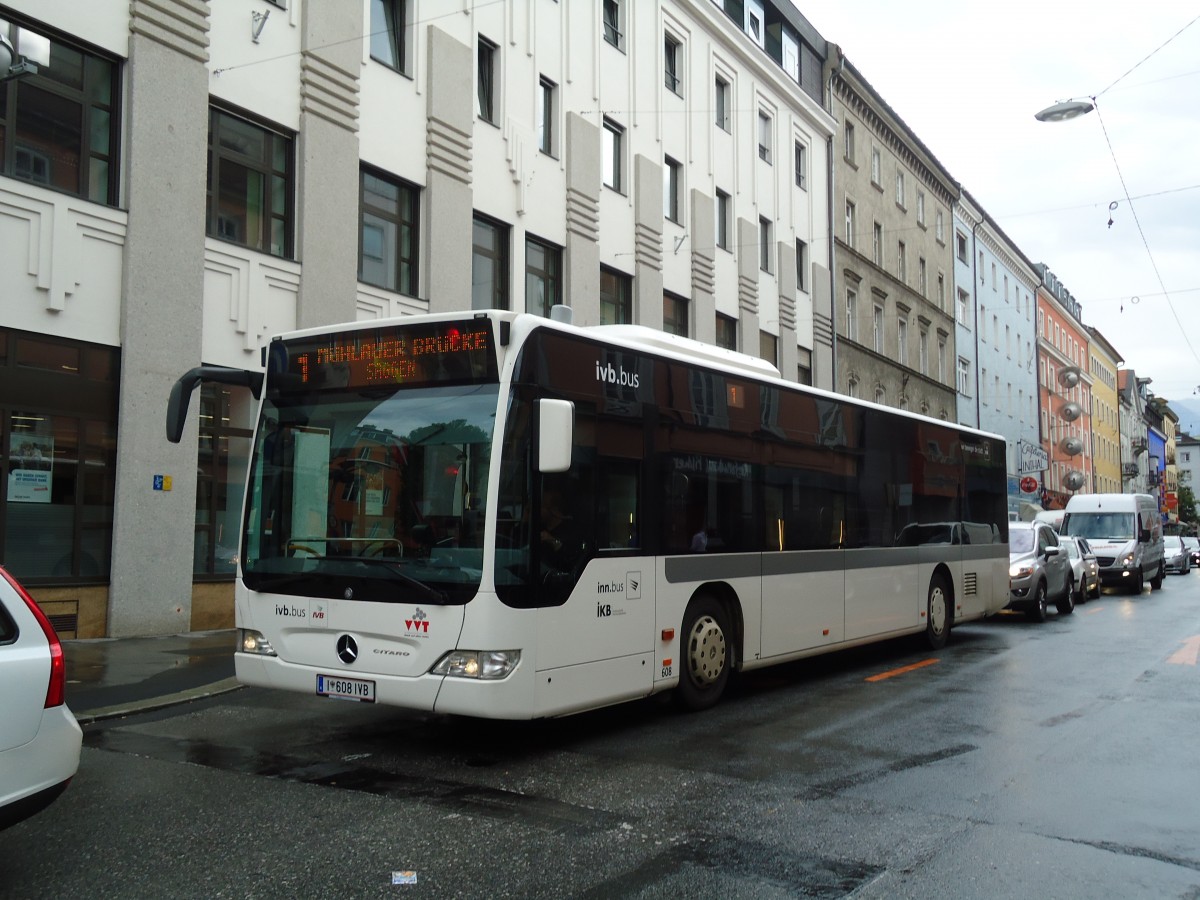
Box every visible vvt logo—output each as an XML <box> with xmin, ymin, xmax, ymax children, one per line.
<box><xmin>595</xmin><ymin>361</ymin><xmax>640</xmax><ymax>389</ymax></box>
<box><xmin>405</xmin><ymin>607</ymin><xmax>430</xmax><ymax>633</ymax></box>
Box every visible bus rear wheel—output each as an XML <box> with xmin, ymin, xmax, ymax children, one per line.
<box><xmin>925</xmin><ymin>574</ymin><xmax>951</xmax><ymax>650</ymax></box>
<box><xmin>676</xmin><ymin>595</ymin><xmax>731</xmax><ymax>712</ymax></box>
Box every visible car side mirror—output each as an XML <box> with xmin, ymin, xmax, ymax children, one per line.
<box><xmin>1043</xmin><ymin>546</ymin><xmax>1060</xmax><ymax>558</ymax></box>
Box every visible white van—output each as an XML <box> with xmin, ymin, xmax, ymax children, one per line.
<box><xmin>1061</xmin><ymin>494</ymin><xmax>1165</xmax><ymax>594</ymax></box>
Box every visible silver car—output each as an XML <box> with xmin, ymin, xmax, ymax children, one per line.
<box><xmin>1060</xmin><ymin>535</ymin><xmax>1101</xmax><ymax>601</ymax></box>
<box><xmin>1164</xmin><ymin>535</ymin><xmax>1191</xmax><ymax>575</ymax></box>
<box><xmin>1007</xmin><ymin>521</ymin><xmax>1073</xmax><ymax>622</ymax></box>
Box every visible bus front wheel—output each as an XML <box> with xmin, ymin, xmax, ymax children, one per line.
<box><xmin>676</xmin><ymin>595</ymin><xmax>731</xmax><ymax>712</ymax></box>
<box><xmin>925</xmin><ymin>574</ymin><xmax>951</xmax><ymax>650</ymax></box>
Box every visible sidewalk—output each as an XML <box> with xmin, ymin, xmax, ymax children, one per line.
<box><xmin>62</xmin><ymin>629</ymin><xmax>243</xmax><ymax>725</ymax></box>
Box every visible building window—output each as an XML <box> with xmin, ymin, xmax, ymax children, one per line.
<box><xmin>870</xmin><ymin>147</ymin><xmax>881</xmax><ymax>186</ymax></box>
<box><xmin>873</xmin><ymin>305</ymin><xmax>884</xmax><ymax>353</ymax></box>
<box><xmin>844</xmin><ymin>120</ymin><xmax>855</xmax><ymax>163</ymax></box>
<box><xmin>0</xmin><ymin>21</ymin><xmax>120</xmax><ymax>205</ymax></box>
<box><xmin>369</xmin><ymin>0</ymin><xmax>406</xmax><ymax>73</ymax></box>
<box><xmin>602</xmin><ymin>118</ymin><xmax>624</xmax><ymax>192</ymax></box>
<box><xmin>916</xmin><ymin>192</ymin><xmax>926</xmax><ymax>226</ymax></box>
<box><xmin>872</xmin><ymin>222</ymin><xmax>883</xmax><ymax>266</ymax></box>
<box><xmin>794</xmin><ymin>141</ymin><xmax>807</xmax><ymax>189</ymax></box>
<box><xmin>715</xmin><ymin>189</ymin><xmax>730</xmax><ymax>251</ymax></box>
<box><xmin>845</xmin><ymin>289</ymin><xmax>858</xmax><ymax>341</ymax></box>
<box><xmin>936</xmin><ymin>210</ymin><xmax>945</xmax><ymax>243</ymax></box>
<box><xmin>206</xmin><ymin>108</ymin><xmax>293</xmax><ymax>258</ymax></box>
<box><xmin>875</xmin><ymin>386</ymin><xmax>886</xmax><ymax>406</ymax></box>
<box><xmin>472</xmin><ymin>214</ymin><xmax>509</xmax><ymax>310</ymax></box>
<box><xmin>603</xmin><ymin>0</ymin><xmax>623</xmax><ymax>49</ymax></box>
<box><xmin>537</xmin><ymin>76</ymin><xmax>556</xmax><ymax>156</ymax></box>
<box><xmin>847</xmin><ymin>375</ymin><xmax>859</xmax><ymax>399</ymax></box>
<box><xmin>897</xmin><ymin>316</ymin><xmax>908</xmax><ymax>365</ymax></box>
<box><xmin>758</xmin><ymin>111</ymin><xmax>772</xmax><ymax>163</ymax></box>
<box><xmin>796</xmin><ymin>239</ymin><xmax>807</xmax><ymax>292</ymax></box>
<box><xmin>957</xmin><ymin>357</ymin><xmax>970</xmax><ymax>394</ymax></box>
<box><xmin>759</xmin><ymin>217</ymin><xmax>772</xmax><ymax>273</ymax></box>
<box><xmin>477</xmin><ymin>37</ymin><xmax>498</xmax><ymax>124</ymax></box>
<box><xmin>600</xmin><ymin>266</ymin><xmax>631</xmax><ymax>324</ymax></box>
<box><xmin>956</xmin><ymin>231</ymin><xmax>968</xmax><ymax>263</ymax></box>
<box><xmin>938</xmin><ymin>273</ymin><xmax>945</xmax><ymax>311</ymax></box>
<box><xmin>663</xmin><ymin>293</ymin><xmax>688</xmax><ymax>337</ymax></box>
<box><xmin>0</xmin><ymin>331</ymin><xmax>121</xmax><ymax>586</ymax></box>
<box><xmin>715</xmin><ymin>75</ymin><xmax>730</xmax><ymax>131</ymax></box>
<box><xmin>918</xmin><ymin>257</ymin><xmax>927</xmax><ymax>297</ymax></box>
<box><xmin>664</xmin><ymin>34</ymin><xmax>682</xmax><ymax>95</ymax></box>
<box><xmin>895</xmin><ymin>170</ymin><xmax>905</xmax><ymax>208</ymax></box>
<box><xmin>938</xmin><ymin>337</ymin><xmax>947</xmax><ymax>382</ymax></box>
<box><xmin>897</xmin><ymin>241</ymin><xmax>906</xmax><ymax>283</ymax></box>
<box><xmin>715</xmin><ymin>313</ymin><xmax>737</xmax><ymax>351</ymax></box>
<box><xmin>525</xmin><ymin>235</ymin><xmax>561</xmax><ymax>317</ymax></box>
<box><xmin>665</xmin><ymin>157</ymin><xmax>682</xmax><ymax>224</ymax></box>
<box><xmin>957</xmin><ymin>288</ymin><xmax>970</xmax><ymax>325</ymax></box>
<box><xmin>844</xmin><ymin>200</ymin><xmax>856</xmax><ymax>248</ymax></box>
<box><xmin>760</xmin><ymin>331</ymin><xmax>778</xmax><ymax>367</ymax></box>
<box><xmin>919</xmin><ymin>329</ymin><xmax>929</xmax><ymax>375</ymax></box>
<box><xmin>194</xmin><ymin>383</ymin><xmax>253</xmax><ymax>578</ymax></box>
<box><xmin>359</xmin><ymin>167</ymin><xmax>419</xmax><ymax>296</ymax></box>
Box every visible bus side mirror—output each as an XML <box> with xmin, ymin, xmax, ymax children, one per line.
<box><xmin>538</xmin><ymin>399</ymin><xmax>574</xmax><ymax>473</ymax></box>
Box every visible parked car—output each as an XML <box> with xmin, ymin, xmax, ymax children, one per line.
<box><xmin>1184</xmin><ymin>536</ymin><xmax>1200</xmax><ymax>570</ymax></box>
<box><xmin>1060</xmin><ymin>535</ymin><xmax>1101</xmax><ymax>600</ymax></box>
<box><xmin>1007</xmin><ymin>521</ymin><xmax>1074</xmax><ymax>622</ymax></box>
<box><xmin>0</xmin><ymin>566</ymin><xmax>82</xmax><ymax>831</ymax></box>
<box><xmin>1164</xmin><ymin>535</ymin><xmax>1191</xmax><ymax>575</ymax></box>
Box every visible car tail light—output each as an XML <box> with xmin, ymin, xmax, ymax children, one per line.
<box><xmin>1</xmin><ymin>568</ymin><xmax>66</xmax><ymax>708</ymax></box>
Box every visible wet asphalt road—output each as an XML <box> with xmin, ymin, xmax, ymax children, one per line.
<box><xmin>5</xmin><ymin>574</ymin><xmax>1200</xmax><ymax>899</ymax></box>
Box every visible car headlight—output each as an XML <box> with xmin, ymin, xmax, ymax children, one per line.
<box><xmin>239</xmin><ymin>629</ymin><xmax>276</xmax><ymax>656</ymax></box>
<box><xmin>431</xmin><ymin>650</ymin><xmax>520</xmax><ymax>680</ymax></box>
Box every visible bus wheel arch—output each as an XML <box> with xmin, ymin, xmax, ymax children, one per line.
<box><xmin>925</xmin><ymin>566</ymin><xmax>954</xmax><ymax>650</ymax></box>
<box><xmin>675</xmin><ymin>585</ymin><xmax>740</xmax><ymax>712</ymax></box>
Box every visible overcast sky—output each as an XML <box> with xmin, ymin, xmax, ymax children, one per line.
<box><xmin>795</xmin><ymin>1</ymin><xmax>1200</xmax><ymax>405</ymax></box>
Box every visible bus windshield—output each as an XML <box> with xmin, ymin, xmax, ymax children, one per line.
<box><xmin>1063</xmin><ymin>512</ymin><xmax>1135</xmax><ymax>541</ymax></box>
<box><xmin>239</xmin><ymin>314</ymin><xmax>503</xmax><ymax>605</ymax></box>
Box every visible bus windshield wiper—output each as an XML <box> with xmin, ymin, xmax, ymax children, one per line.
<box><xmin>348</xmin><ymin>557</ymin><xmax>450</xmax><ymax>604</ymax></box>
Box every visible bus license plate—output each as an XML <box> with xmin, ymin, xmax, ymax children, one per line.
<box><xmin>316</xmin><ymin>674</ymin><xmax>376</xmax><ymax>702</ymax></box>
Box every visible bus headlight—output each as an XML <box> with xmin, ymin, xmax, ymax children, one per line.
<box><xmin>240</xmin><ymin>629</ymin><xmax>276</xmax><ymax>656</ymax></box>
<box><xmin>431</xmin><ymin>650</ymin><xmax>520</xmax><ymax>680</ymax></box>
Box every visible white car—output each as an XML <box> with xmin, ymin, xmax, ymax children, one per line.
<box><xmin>0</xmin><ymin>566</ymin><xmax>82</xmax><ymax>831</ymax></box>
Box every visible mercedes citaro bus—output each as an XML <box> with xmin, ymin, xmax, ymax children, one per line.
<box><xmin>167</xmin><ymin>309</ymin><xmax>1009</xmax><ymax>718</ymax></box>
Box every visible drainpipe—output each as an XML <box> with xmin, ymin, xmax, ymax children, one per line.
<box><xmin>826</xmin><ymin>49</ymin><xmax>842</xmax><ymax>392</ymax></box>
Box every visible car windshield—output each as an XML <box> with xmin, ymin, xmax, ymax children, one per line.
<box><xmin>1063</xmin><ymin>512</ymin><xmax>1135</xmax><ymax>540</ymax></box>
<box><xmin>1010</xmin><ymin>529</ymin><xmax>1034</xmax><ymax>553</ymax></box>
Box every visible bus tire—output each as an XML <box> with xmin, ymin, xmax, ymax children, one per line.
<box><xmin>1026</xmin><ymin>581</ymin><xmax>1048</xmax><ymax>622</ymax></box>
<box><xmin>676</xmin><ymin>594</ymin><xmax>731</xmax><ymax>712</ymax></box>
<box><xmin>925</xmin><ymin>574</ymin><xmax>951</xmax><ymax>650</ymax></box>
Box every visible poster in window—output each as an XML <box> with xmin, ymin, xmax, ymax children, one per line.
<box><xmin>9</xmin><ymin>435</ymin><xmax>54</xmax><ymax>503</ymax></box>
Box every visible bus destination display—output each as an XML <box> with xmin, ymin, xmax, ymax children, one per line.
<box><xmin>272</xmin><ymin>320</ymin><xmax>498</xmax><ymax>391</ymax></box>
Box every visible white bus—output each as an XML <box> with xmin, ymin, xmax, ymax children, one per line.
<box><xmin>167</xmin><ymin>310</ymin><xmax>1010</xmax><ymax>718</ymax></box>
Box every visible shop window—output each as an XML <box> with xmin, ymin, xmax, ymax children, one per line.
<box><xmin>194</xmin><ymin>383</ymin><xmax>254</xmax><ymax>578</ymax></box>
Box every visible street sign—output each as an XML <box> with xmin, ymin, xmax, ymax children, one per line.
<box><xmin>1020</xmin><ymin>476</ymin><xmax>1038</xmax><ymax>494</ymax></box>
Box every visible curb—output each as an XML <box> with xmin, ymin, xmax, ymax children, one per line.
<box><xmin>75</xmin><ymin>677</ymin><xmax>245</xmax><ymax>725</ymax></box>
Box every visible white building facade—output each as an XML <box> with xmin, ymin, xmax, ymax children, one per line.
<box><xmin>0</xmin><ymin>0</ymin><xmax>835</xmax><ymax>636</ymax></box>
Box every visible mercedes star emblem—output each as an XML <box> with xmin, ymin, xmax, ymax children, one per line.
<box><xmin>336</xmin><ymin>634</ymin><xmax>359</xmax><ymax>665</ymax></box>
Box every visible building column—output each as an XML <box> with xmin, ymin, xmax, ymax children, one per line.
<box><xmin>294</xmin><ymin>0</ymin><xmax>362</xmax><ymax>329</ymax></box>
<box><xmin>564</xmin><ymin>112</ymin><xmax>601</xmax><ymax>326</ymax></box>
<box><xmin>736</xmin><ymin>217</ymin><xmax>760</xmax><ymax>354</ymax></box>
<box><xmin>109</xmin><ymin>0</ymin><xmax>211</xmax><ymax>636</ymax></box>
<box><xmin>424</xmin><ymin>26</ymin><xmax>473</xmax><ymax>315</ymax></box>
<box><xmin>688</xmin><ymin>190</ymin><xmax>716</xmax><ymax>344</ymax></box>
<box><xmin>632</xmin><ymin>155</ymin><xmax>663</xmax><ymax>330</ymax></box>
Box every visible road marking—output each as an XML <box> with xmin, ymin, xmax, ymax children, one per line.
<box><xmin>866</xmin><ymin>658</ymin><xmax>939</xmax><ymax>682</ymax></box>
<box><xmin>1086</xmin><ymin>605</ymin><xmax>1105</xmax><ymax>615</ymax></box>
<box><xmin>1167</xmin><ymin>636</ymin><xmax>1200</xmax><ymax>666</ymax></box>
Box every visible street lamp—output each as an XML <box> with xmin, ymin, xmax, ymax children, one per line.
<box><xmin>1034</xmin><ymin>98</ymin><xmax>1095</xmax><ymax>122</ymax></box>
